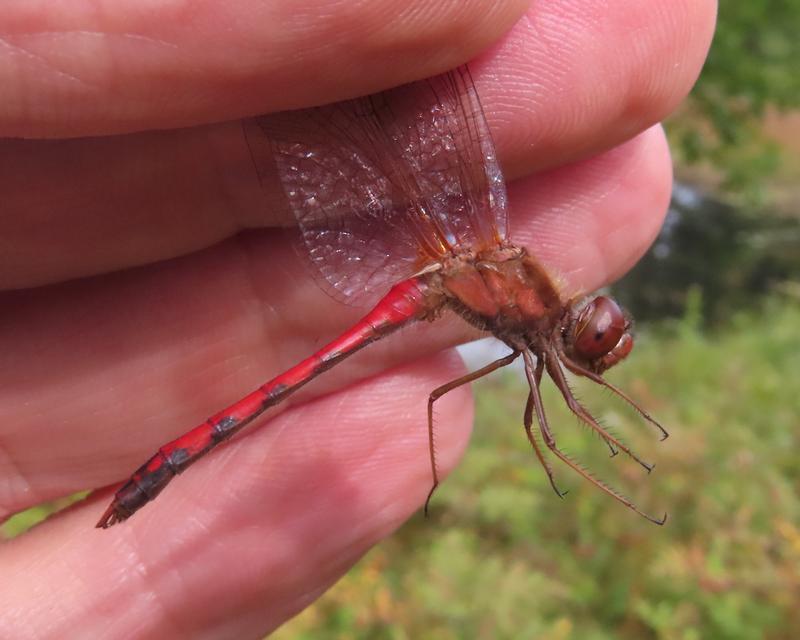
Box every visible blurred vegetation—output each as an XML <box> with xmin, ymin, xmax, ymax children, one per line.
<box><xmin>611</xmin><ymin>185</ymin><xmax>800</xmax><ymax>326</ymax></box>
<box><xmin>1</xmin><ymin>493</ymin><xmax>85</xmax><ymax>539</ymax></box>
<box><xmin>272</xmin><ymin>295</ymin><xmax>800</xmax><ymax>639</ymax></box>
<box><xmin>669</xmin><ymin>1</ymin><xmax>800</xmax><ymax>201</ymax></box>
<box><xmin>5</xmin><ymin>298</ymin><xmax>798</xmax><ymax>638</ymax></box>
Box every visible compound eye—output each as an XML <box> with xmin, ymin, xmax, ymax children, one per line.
<box><xmin>573</xmin><ymin>296</ymin><xmax>626</xmax><ymax>360</ymax></box>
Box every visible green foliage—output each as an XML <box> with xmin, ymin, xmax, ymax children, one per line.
<box><xmin>275</xmin><ymin>298</ymin><xmax>800</xmax><ymax>639</ymax></box>
<box><xmin>5</xmin><ymin>301</ymin><xmax>798</xmax><ymax>638</ymax></box>
<box><xmin>670</xmin><ymin>2</ymin><xmax>800</xmax><ymax>199</ymax></box>
<box><xmin>1</xmin><ymin>493</ymin><xmax>85</xmax><ymax>539</ymax></box>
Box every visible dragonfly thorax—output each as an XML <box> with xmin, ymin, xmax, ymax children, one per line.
<box><xmin>433</xmin><ymin>245</ymin><xmax>565</xmax><ymax>340</ymax></box>
<box><xmin>429</xmin><ymin>247</ymin><xmax>634</xmax><ymax>374</ymax></box>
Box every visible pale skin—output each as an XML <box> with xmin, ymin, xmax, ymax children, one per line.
<box><xmin>0</xmin><ymin>1</ymin><xmax>716</xmax><ymax>638</ymax></box>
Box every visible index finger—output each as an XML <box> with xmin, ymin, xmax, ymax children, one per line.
<box><xmin>0</xmin><ymin>0</ymin><xmax>528</xmax><ymax>137</ymax></box>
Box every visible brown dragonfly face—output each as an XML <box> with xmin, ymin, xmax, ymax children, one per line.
<box><xmin>562</xmin><ymin>296</ymin><xmax>634</xmax><ymax>375</ymax></box>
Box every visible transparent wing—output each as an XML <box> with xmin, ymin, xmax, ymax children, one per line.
<box><xmin>245</xmin><ymin>66</ymin><xmax>508</xmax><ymax>304</ymax></box>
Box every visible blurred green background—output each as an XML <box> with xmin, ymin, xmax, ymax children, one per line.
<box><xmin>274</xmin><ymin>297</ymin><xmax>800</xmax><ymax>639</ymax></box>
<box><xmin>274</xmin><ymin>4</ymin><xmax>800</xmax><ymax>638</ymax></box>
<box><xmin>4</xmin><ymin>4</ymin><xmax>800</xmax><ymax>639</ymax></box>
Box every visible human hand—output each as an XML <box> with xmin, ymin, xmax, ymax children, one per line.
<box><xmin>0</xmin><ymin>1</ymin><xmax>715</xmax><ymax>637</ymax></box>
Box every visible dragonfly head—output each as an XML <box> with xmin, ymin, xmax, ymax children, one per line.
<box><xmin>563</xmin><ymin>295</ymin><xmax>633</xmax><ymax>374</ymax></box>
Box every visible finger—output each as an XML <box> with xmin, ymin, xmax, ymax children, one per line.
<box><xmin>511</xmin><ymin>125</ymin><xmax>673</xmax><ymax>298</ymax></box>
<box><xmin>0</xmin><ymin>127</ymin><xmax>670</xmax><ymax>516</ymax></box>
<box><xmin>1</xmin><ymin>0</ymin><xmax>529</xmax><ymax>137</ymax></box>
<box><xmin>0</xmin><ymin>353</ymin><xmax>474</xmax><ymax>638</ymax></box>
<box><xmin>0</xmin><ymin>0</ymin><xmax>714</xmax><ymax>289</ymax></box>
<box><xmin>477</xmin><ymin>0</ymin><xmax>717</xmax><ymax>179</ymax></box>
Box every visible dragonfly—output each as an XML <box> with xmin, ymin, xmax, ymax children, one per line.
<box><xmin>97</xmin><ymin>67</ymin><xmax>668</xmax><ymax>529</ymax></box>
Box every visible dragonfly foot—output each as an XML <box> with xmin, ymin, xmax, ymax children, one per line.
<box><xmin>423</xmin><ymin>483</ymin><xmax>439</xmax><ymax>518</ymax></box>
<box><xmin>96</xmin><ymin>501</ymin><xmax>129</xmax><ymax>529</ymax></box>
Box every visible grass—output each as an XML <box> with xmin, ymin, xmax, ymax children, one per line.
<box><xmin>274</xmin><ymin>296</ymin><xmax>800</xmax><ymax>639</ymax></box>
<box><xmin>5</xmin><ymin>297</ymin><xmax>799</xmax><ymax>639</ymax></box>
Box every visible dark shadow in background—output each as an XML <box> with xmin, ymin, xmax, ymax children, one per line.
<box><xmin>612</xmin><ymin>182</ymin><xmax>800</xmax><ymax>325</ymax></box>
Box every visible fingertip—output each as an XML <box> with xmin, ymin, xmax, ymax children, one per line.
<box><xmin>474</xmin><ymin>0</ymin><xmax>716</xmax><ymax>178</ymax></box>
<box><xmin>508</xmin><ymin>125</ymin><xmax>672</xmax><ymax>295</ymax></box>
<box><xmin>1</xmin><ymin>0</ymin><xmax>530</xmax><ymax>137</ymax></box>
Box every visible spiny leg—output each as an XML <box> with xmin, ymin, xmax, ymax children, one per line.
<box><xmin>424</xmin><ymin>350</ymin><xmax>520</xmax><ymax>515</ymax></box>
<box><xmin>558</xmin><ymin>349</ymin><xmax>669</xmax><ymax>440</ymax></box>
<box><xmin>522</xmin><ymin>353</ymin><xmax>567</xmax><ymax>498</ymax></box>
<box><xmin>530</xmin><ymin>353</ymin><xmax>556</xmax><ymax>445</ymax></box>
<box><xmin>547</xmin><ymin>353</ymin><xmax>617</xmax><ymax>458</ymax></box>
<box><xmin>528</xmin><ymin>353</ymin><xmax>621</xmax><ymax>459</ymax></box>
<box><xmin>522</xmin><ymin>351</ymin><xmax>666</xmax><ymax>525</ymax></box>
<box><xmin>545</xmin><ymin>348</ymin><xmax>655</xmax><ymax>473</ymax></box>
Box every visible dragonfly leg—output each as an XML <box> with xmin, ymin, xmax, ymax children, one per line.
<box><xmin>522</xmin><ymin>351</ymin><xmax>666</xmax><ymax>525</ymax></box>
<box><xmin>521</xmin><ymin>353</ymin><xmax>568</xmax><ymax>498</ymax></box>
<box><xmin>557</xmin><ymin>348</ymin><xmax>669</xmax><ymax>441</ymax></box>
<box><xmin>544</xmin><ymin>348</ymin><xmax>655</xmax><ymax>474</ymax></box>
<box><xmin>546</xmin><ymin>352</ymin><xmax>617</xmax><ymax>457</ymax></box>
<box><xmin>424</xmin><ymin>350</ymin><xmax>520</xmax><ymax>516</ymax></box>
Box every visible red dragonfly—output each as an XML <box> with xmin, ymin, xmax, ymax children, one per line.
<box><xmin>97</xmin><ymin>67</ymin><xmax>668</xmax><ymax>529</ymax></box>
